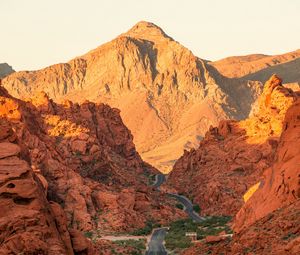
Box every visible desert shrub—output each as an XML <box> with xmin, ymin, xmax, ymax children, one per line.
<box><xmin>176</xmin><ymin>203</ymin><xmax>184</xmax><ymax>210</ymax></box>
<box><xmin>193</xmin><ymin>204</ymin><xmax>201</xmax><ymax>213</ymax></box>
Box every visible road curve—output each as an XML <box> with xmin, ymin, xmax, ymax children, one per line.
<box><xmin>153</xmin><ymin>174</ymin><xmax>166</xmax><ymax>189</ymax></box>
<box><xmin>146</xmin><ymin>228</ymin><xmax>168</xmax><ymax>255</ymax></box>
<box><xmin>154</xmin><ymin>174</ymin><xmax>204</xmax><ymax>222</ymax></box>
<box><xmin>147</xmin><ymin>174</ymin><xmax>204</xmax><ymax>254</ymax></box>
<box><xmin>167</xmin><ymin>193</ymin><xmax>205</xmax><ymax>222</ymax></box>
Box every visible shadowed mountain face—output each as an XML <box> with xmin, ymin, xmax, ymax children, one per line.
<box><xmin>1</xmin><ymin>21</ymin><xmax>263</xmax><ymax>172</ymax></box>
<box><xmin>210</xmin><ymin>49</ymin><xmax>300</xmax><ymax>80</ymax></box>
<box><xmin>0</xmin><ymin>63</ymin><xmax>14</xmax><ymax>78</ymax></box>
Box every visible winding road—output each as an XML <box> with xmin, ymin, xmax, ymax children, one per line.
<box><xmin>146</xmin><ymin>228</ymin><xmax>168</xmax><ymax>255</ymax></box>
<box><xmin>167</xmin><ymin>193</ymin><xmax>205</xmax><ymax>222</ymax></box>
<box><xmin>152</xmin><ymin>174</ymin><xmax>166</xmax><ymax>189</ymax></box>
<box><xmin>145</xmin><ymin>173</ymin><xmax>204</xmax><ymax>254</ymax></box>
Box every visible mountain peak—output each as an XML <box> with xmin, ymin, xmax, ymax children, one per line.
<box><xmin>123</xmin><ymin>21</ymin><xmax>173</xmax><ymax>41</ymax></box>
<box><xmin>0</xmin><ymin>63</ymin><xmax>15</xmax><ymax>79</ymax></box>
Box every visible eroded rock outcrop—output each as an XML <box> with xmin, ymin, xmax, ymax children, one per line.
<box><xmin>168</xmin><ymin>75</ymin><xmax>297</xmax><ymax>216</ymax></box>
<box><xmin>0</xmin><ymin>141</ymin><xmax>74</xmax><ymax>254</ymax></box>
<box><xmin>0</xmin><ymin>86</ymin><xmax>183</xmax><ymax>253</ymax></box>
<box><xmin>182</xmin><ymin>88</ymin><xmax>300</xmax><ymax>254</ymax></box>
<box><xmin>234</xmin><ymin>96</ymin><xmax>300</xmax><ymax>232</ymax></box>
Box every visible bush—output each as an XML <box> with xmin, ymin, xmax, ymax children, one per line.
<box><xmin>130</xmin><ymin>220</ymin><xmax>161</xmax><ymax>236</ymax></box>
<box><xmin>165</xmin><ymin>219</ymin><xmax>194</xmax><ymax>250</ymax></box>
<box><xmin>113</xmin><ymin>239</ymin><xmax>146</xmax><ymax>254</ymax></box>
<box><xmin>165</xmin><ymin>216</ymin><xmax>233</xmax><ymax>252</ymax></box>
<box><xmin>193</xmin><ymin>204</ymin><xmax>201</xmax><ymax>213</ymax></box>
<box><xmin>165</xmin><ymin>232</ymin><xmax>191</xmax><ymax>250</ymax></box>
<box><xmin>84</xmin><ymin>231</ymin><xmax>93</xmax><ymax>239</ymax></box>
<box><xmin>175</xmin><ymin>203</ymin><xmax>184</xmax><ymax>210</ymax></box>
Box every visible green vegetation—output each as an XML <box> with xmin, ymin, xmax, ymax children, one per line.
<box><xmin>113</xmin><ymin>239</ymin><xmax>146</xmax><ymax>255</ymax></box>
<box><xmin>282</xmin><ymin>232</ymin><xmax>297</xmax><ymax>240</ymax></box>
<box><xmin>175</xmin><ymin>203</ymin><xmax>184</xmax><ymax>210</ymax></box>
<box><xmin>130</xmin><ymin>220</ymin><xmax>161</xmax><ymax>236</ymax></box>
<box><xmin>147</xmin><ymin>174</ymin><xmax>156</xmax><ymax>185</ymax></box>
<box><xmin>84</xmin><ymin>231</ymin><xmax>93</xmax><ymax>239</ymax></box>
<box><xmin>165</xmin><ymin>216</ymin><xmax>232</xmax><ymax>252</ymax></box>
<box><xmin>74</xmin><ymin>150</ymin><xmax>82</xmax><ymax>157</ymax></box>
<box><xmin>193</xmin><ymin>204</ymin><xmax>201</xmax><ymax>213</ymax></box>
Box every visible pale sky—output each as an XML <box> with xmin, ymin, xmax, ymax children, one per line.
<box><xmin>1</xmin><ymin>0</ymin><xmax>300</xmax><ymax>71</ymax></box>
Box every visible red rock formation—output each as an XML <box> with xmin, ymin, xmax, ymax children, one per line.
<box><xmin>168</xmin><ymin>75</ymin><xmax>297</xmax><ymax>216</ymax></box>
<box><xmin>0</xmin><ymin>86</ymin><xmax>183</xmax><ymax>253</ymax></box>
<box><xmin>0</xmin><ymin>141</ymin><xmax>74</xmax><ymax>254</ymax></box>
<box><xmin>170</xmin><ymin>75</ymin><xmax>300</xmax><ymax>254</ymax></box>
<box><xmin>234</xmin><ymin>96</ymin><xmax>300</xmax><ymax>232</ymax></box>
<box><xmin>183</xmin><ymin>100</ymin><xmax>300</xmax><ymax>253</ymax></box>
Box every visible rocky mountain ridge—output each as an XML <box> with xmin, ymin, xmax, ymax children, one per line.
<box><xmin>1</xmin><ymin>21</ymin><xmax>263</xmax><ymax>172</ymax></box>
<box><xmin>210</xmin><ymin>49</ymin><xmax>300</xmax><ymax>81</ymax></box>
<box><xmin>0</xmin><ymin>63</ymin><xmax>14</xmax><ymax>78</ymax></box>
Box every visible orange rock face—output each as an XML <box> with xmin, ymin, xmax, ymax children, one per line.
<box><xmin>168</xmin><ymin>75</ymin><xmax>297</xmax><ymax>216</ymax></box>
<box><xmin>234</xmin><ymin>96</ymin><xmax>300</xmax><ymax>232</ymax></box>
<box><xmin>0</xmin><ymin>86</ymin><xmax>183</xmax><ymax>253</ymax></box>
<box><xmin>0</xmin><ymin>142</ymin><xmax>74</xmax><ymax>254</ymax></box>
<box><xmin>171</xmin><ymin>75</ymin><xmax>300</xmax><ymax>254</ymax></box>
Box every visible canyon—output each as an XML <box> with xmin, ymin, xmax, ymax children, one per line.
<box><xmin>0</xmin><ymin>21</ymin><xmax>299</xmax><ymax>254</ymax></box>
<box><xmin>0</xmin><ymin>85</ymin><xmax>183</xmax><ymax>254</ymax></box>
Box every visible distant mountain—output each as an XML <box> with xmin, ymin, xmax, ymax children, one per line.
<box><xmin>210</xmin><ymin>49</ymin><xmax>300</xmax><ymax>82</ymax></box>
<box><xmin>1</xmin><ymin>21</ymin><xmax>263</xmax><ymax>172</ymax></box>
<box><xmin>0</xmin><ymin>63</ymin><xmax>14</xmax><ymax>78</ymax></box>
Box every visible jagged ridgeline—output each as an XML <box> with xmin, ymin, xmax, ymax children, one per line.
<box><xmin>2</xmin><ymin>21</ymin><xmax>263</xmax><ymax>172</ymax></box>
<box><xmin>2</xmin><ymin>22</ymin><xmax>300</xmax><ymax>172</ymax></box>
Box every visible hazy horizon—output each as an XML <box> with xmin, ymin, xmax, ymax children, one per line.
<box><xmin>1</xmin><ymin>0</ymin><xmax>300</xmax><ymax>71</ymax></box>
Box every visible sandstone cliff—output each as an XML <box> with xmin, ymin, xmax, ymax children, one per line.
<box><xmin>168</xmin><ymin>75</ymin><xmax>297</xmax><ymax>216</ymax></box>
<box><xmin>234</xmin><ymin>95</ymin><xmax>300</xmax><ymax>232</ymax></box>
<box><xmin>0</xmin><ymin>86</ymin><xmax>183</xmax><ymax>253</ymax></box>
<box><xmin>181</xmin><ymin>76</ymin><xmax>300</xmax><ymax>254</ymax></box>
<box><xmin>1</xmin><ymin>21</ymin><xmax>262</xmax><ymax>172</ymax></box>
<box><xmin>0</xmin><ymin>142</ymin><xmax>76</xmax><ymax>254</ymax></box>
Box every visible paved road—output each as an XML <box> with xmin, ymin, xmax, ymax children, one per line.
<box><xmin>153</xmin><ymin>174</ymin><xmax>166</xmax><ymax>189</ymax></box>
<box><xmin>154</xmin><ymin>174</ymin><xmax>205</xmax><ymax>222</ymax></box>
<box><xmin>167</xmin><ymin>193</ymin><xmax>205</xmax><ymax>222</ymax></box>
<box><xmin>146</xmin><ymin>174</ymin><xmax>204</xmax><ymax>254</ymax></box>
<box><xmin>146</xmin><ymin>228</ymin><xmax>168</xmax><ymax>255</ymax></box>
<box><xmin>99</xmin><ymin>235</ymin><xmax>146</xmax><ymax>241</ymax></box>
